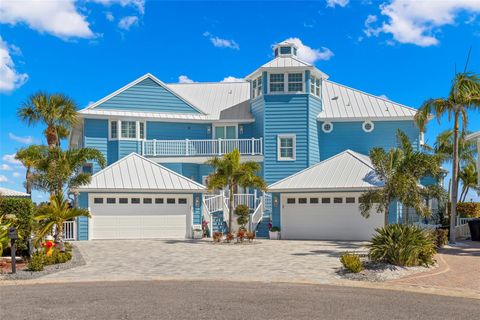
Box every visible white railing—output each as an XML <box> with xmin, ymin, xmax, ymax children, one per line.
<box><xmin>234</xmin><ymin>194</ymin><xmax>256</xmax><ymax>209</ymax></box>
<box><xmin>456</xmin><ymin>217</ymin><xmax>476</xmax><ymax>226</ymax></box>
<box><xmin>455</xmin><ymin>223</ymin><xmax>471</xmax><ymax>239</ymax></box>
<box><xmin>249</xmin><ymin>197</ymin><xmax>264</xmax><ymax>232</ymax></box>
<box><xmin>63</xmin><ymin>220</ymin><xmax>76</xmax><ymax>241</ymax></box>
<box><xmin>142</xmin><ymin>138</ymin><xmax>263</xmax><ymax>157</ymax></box>
<box><xmin>204</xmin><ymin>194</ymin><xmax>224</xmax><ymax>213</ymax></box>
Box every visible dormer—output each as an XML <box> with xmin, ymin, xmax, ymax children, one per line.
<box><xmin>273</xmin><ymin>42</ymin><xmax>298</xmax><ymax>57</ymax></box>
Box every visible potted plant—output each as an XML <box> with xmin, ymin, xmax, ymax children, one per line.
<box><xmin>269</xmin><ymin>226</ymin><xmax>280</xmax><ymax>240</ymax></box>
<box><xmin>192</xmin><ymin>228</ymin><xmax>203</xmax><ymax>239</ymax></box>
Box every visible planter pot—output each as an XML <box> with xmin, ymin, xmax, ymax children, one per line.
<box><xmin>192</xmin><ymin>230</ymin><xmax>203</xmax><ymax>239</ymax></box>
<box><xmin>269</xmin><ymin>231</ymin><xmax>280</xmax><ymax>240</ymax></box>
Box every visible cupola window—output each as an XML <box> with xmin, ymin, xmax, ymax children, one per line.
<box><xmin>280</xmin><ymin>46</ymin><xmax>292</xmax><ymax>55</ymax></box>
<box><xmin>273</xmin><ymin>42</ymin><xmax>298</xmax><ymax>57</ymax></box>
<box><xmin>288</xmin><ymin>73</ymin><xmax>303</xmax><ymax>92</ymax></box>
<box><xmin>310</xmin><ymin>76</ymin><xmax>321</xmax><ymax>97</ymax></box>
<box><xmin>270</xmin><ymin>73</ymin><xmax>285</xmax><ymax>92</ymax></box>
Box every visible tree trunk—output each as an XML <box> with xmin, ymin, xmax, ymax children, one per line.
<box><xmin>228</xmin><ymin>186</ymin><xmax>234</xmax><ymax>233</ymax></box>
<box><xmin>56</xmin><ymin>224</ymin><xmax>65</xmax><ymax>252</ymax></box>
<box><xmin>449</xmin><ymin>112</ymin><xmax>460</xmax><ymax>243</ymax></box>
<box><xmin>384</xmin><ymin>206</ymin><xmax>389</xmax><ymax>227</ymax></box>
<box><xmin>404</xmin><ymin>206</ymin><xmax>409</xmax><ymax>224</ymax></box>
<box><xmin>461</xmin><ymin>187</ymin><xmax>470</xmax><ymax>202</ymax></box>
<box><xmin>45</xmin><ymin>125</ymin><xmax>57</xmax><ymax>148</ymax></box>
<box><xmin>25</xmin><ymin>166</ymin><xmax>32</xmax><ymax>195</ymax></box>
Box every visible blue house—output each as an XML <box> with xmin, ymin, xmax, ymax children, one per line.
<box><xmin>71</xmin><ymin>41</ymin><xmax>426</xmax><ymax>241</ymax></box>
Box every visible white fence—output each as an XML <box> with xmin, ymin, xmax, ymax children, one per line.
<box><xmin>63</xmin><ymin>220</ymin><xmax>76</xmax><ymax>241</ymax></box>
<box><xmin>456</xmin><ymin>217</ymin><xmax>476</xmax><ymax>226</ymax></box>
<box><xmin>142</xmin><ymin>138</ymin><xmax>263</xmax><ymax>157</ymax></box>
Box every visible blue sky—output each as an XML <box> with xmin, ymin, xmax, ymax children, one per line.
<box><xmin>0</xmin><ymin>0</ymin><xmax>479</xmax><ymax>202</ymax></box>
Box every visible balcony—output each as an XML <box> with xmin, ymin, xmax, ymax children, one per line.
<box><xmin>142</xmin><ymin>138</ymin><xmax>263</xmax><ymax>157</ymax></box>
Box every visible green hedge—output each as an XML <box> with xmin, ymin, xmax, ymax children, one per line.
<box><xmin>457</xmin><ymin>202</ymin><xmax>480</xmax><ymax>218</ymax></box>
<box><xmin>0</xmin><ymin>197</ymin><xmax>34</xmax><ymax>253</ymax></box>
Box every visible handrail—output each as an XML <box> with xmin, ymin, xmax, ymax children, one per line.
<box><xmin>249</xmin><ymin>197</ymin><xmax>264</xmax><ymax>232</ymax></box>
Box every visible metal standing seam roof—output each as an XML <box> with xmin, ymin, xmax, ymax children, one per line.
<box><xmin>77</xmin><ymin>153</ymin><xmax>207</xmax><ymax>192</ymax></box>
<box><xmin>268</xmin><ymin>150</ymin><xmax>384</xmax><ymax>192</ymax></box>
<box><xmin>319</xmin><ymin>80</ymin><xmax>417</xmax><ymax>121</ymax></box>
<box><xmin>246</xmin><ymin>56</ymin><xmax>329</xmax><ymax>79</ymax></box>
<box><xmin>0</xmin><ymin>187</ymin><xmax>30</xmax><ymax>198</ymax></box>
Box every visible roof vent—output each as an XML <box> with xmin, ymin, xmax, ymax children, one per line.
<box><xmin>332</xmin><ymin>96</ymin><xmax>338</xmax><ymax>100</ymax></box>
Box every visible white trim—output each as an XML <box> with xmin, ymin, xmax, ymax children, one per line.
<box><xmin>322</xmin><ymin>122</ymin><xmax>333</xmax><ymax>133</ymax></box>
<box><xmin>319</xmin><ymin>116</ymin><xmax>415</xmax><ymax>122</ymax></box>
<box><xmin>362</xmin><ymin>121</ymin><xmax>374</xmax><ymax>133</ymax></box>
<box><xmin>277</xmin><ymin>134</ymin><xmax>296</xmax><ymax>161</ymax></box>
<box><xmin>147</xmin><ymin>155</ymin><xmax>264</xmax><ymax>164</ymax></box>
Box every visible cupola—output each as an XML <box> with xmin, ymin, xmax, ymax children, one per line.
<box><xmin>273</xmin><ymin>42</ymin><xmax>298</xmax><ymax>57</ymax></box>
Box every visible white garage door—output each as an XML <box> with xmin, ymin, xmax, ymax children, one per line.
<box><xmin>281</xmin><ymin>193</ymin><xmax>384</xmax><ymax>241</ymax></box>
<box><xmin>89</xmin><ymin>194</ymin><xmax>192</xmax><ymax>240</ymax></box>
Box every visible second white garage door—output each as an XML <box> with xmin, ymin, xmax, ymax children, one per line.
<box><xmin>89</xmin><ymin>194</ymin><xmax>192</xmax><ymax>240</ymax></box>
<box><xmin>281</xmin><ymin>193</ymin><xmax>384</xmax><ymax>241</ymax></box>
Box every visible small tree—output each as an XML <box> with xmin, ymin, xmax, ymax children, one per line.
<box><xmin>15</xmin><ymin>145</ymin><xmax>47</xmax><ymax>195</ymax></box>
<box><xmin>235</xmin><ymin>205</ymin><xmax>250</xmax><ymax>230</ymax></box>
<box><xmin>35</xmin><ymin>192</ymin><xmax>90</xmax><ymax>251</ymax></box>
<box><xmin>206</xmin><ymin>149</ymin><xmax>267</xmax><ymax>232</ymax></box>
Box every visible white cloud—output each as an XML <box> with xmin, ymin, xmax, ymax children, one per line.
<box><xmin>203</xmin><ymin>32</ymin><xmax>239</xmax><ymax>50</ymax></box>
<box><xmin>0</xmin><ymin>0</ymin><xmax>95</xmax><ymax>39</ymax></box>
<box><xmin>9</xmin><ymin>133</ymin><xmax>36</xmax><ymax>144</ymax></box>
<box><xmin>0</xmin><ymin>37</ymin><xmax>28</xmax><ymax>93</ymax></box>
<box><xmin>221</xmin><ymin>76</ymin><xmax>244</xmax><ymax>83</ymax></box>
<box><xmin>326</xmin><ymin>0</ymin><xmax>349</xmax><ymax>8</ymax></box>
<box><xmin>364</xmin><ymin>0</ymin><xmax>480</xmax><ymax>47</ymax></box>
<box><xmin>105</xmin><ymin>11</ymin><xmax>114</xmax><ymax>22</ymax></box>
<box><xmin>0</xmin><ymin>164</ymin><xmax>12</xmax><ymax>171</ymax></box>
<box><xmin>12</xmin><ymin>172</ymin><xmax>21</xmax><ymax>178</ymax></box>
<box><xmin>118</xmin><ymin>16</ymin><xmax>139</xmax><ymax>31</ymax></box>
<box><xmin>178</xmin><ymin>75</ymin><xmax>195</xmax><ymax>84</ymax></box>
<box><xmin>2</xmin><ymin>154</ymin><xmax>21</xmax><ymax>165</ymax></box>
<box><xmin>282</xmin><ymin>37</ymin><xmax>334</xmax><ymax>63</ymax></box>
<box><xmin>0</xmin><ymin>175</ymin><xmax>8</xmax><ymax>183</ymax></box>
<box><xmin>89</xmin><ymin>0</ymin><xmax>145</xmax><ymax>15</ymax></box>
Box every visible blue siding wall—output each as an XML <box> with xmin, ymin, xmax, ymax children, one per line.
<box><xmin>271</xmin><ymin>193</ymin><xmax>281</xmax><ymax>228</ymax></box>
<box><xmin>107</xmin><ymin>140</ymin><xmax>119</xmax><ymax>164</ymax></box>
<box><xmin>118</xmin><ymin>140</ymin><xmax>141</xmax><ymax>159</ymax></box>
<box><xmin>250</xmin><ymin>97</ymin><xmax>264</xmax><ymax>139</ymax></box>
<box><xmin>308</xmin><ymin>95</ymin><xmax>321</xmax><ymax>166</ymax></box>
<box><xmin>147</xmin><ymin>122</ymin><xmax>211</xmax><ymax>140</ymax></box>
<box><xmin>158</xmin><ymin>163</ymin><xmax>212</xmax><ymax>184</ymax></box>
<box><xmin>239</xmin><ymin>123</ymin><xmax>255</xmax><ymax>139</ymax></box>
<box><xmin>77</xmin><ymin>192</ymin><xmax>89</xmax><ymax>240</ymax></box>
<box><xmin>193</xmin><ymin>193</ymin><xmax>202</xmax><ymax>225</ymax></box>
<box><xmin>95</xmin><ymin>78</ymin><xmax>200</xmax><ymax>113</ymax></box>
<box><xmin>84</xmin><ymin>119</ymin><xmax>108</xmax><ymax>173</ymax></box>
<box><xmin>318</xmin><ymin>121</ymin><xmax>420</xmax><ymax>160</ymax></box>
<box><xmin>263</xmin><ymin>94</ymin><xmax>309</xmax><ymax>184</ymax></box>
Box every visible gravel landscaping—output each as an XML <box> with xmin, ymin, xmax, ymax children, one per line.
<box><xmin>0</xmin><ymin>244</ymin><xmax>85</xmax><ymax>281</ymax></box>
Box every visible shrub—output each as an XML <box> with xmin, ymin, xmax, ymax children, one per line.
<box><xmin>44</xmin><ymin>249</ymin><xmax>72</xmax><ymax>265</ymax></box>
<box><xmin>225</xmin><ymin>233</ymin><xmax>234</xmax><ymax>243</ymax></box>
<box><xmin>246</xmin><ymin>231</ymin><xmax>255</xmax><ymax>241</ymax></box>
<box><xmin>0</xmin><ymin>197</ymin><xmax>34</xmax><ymax>253</ymax></box>
<box><xmin>235</xmin><ymin>205</ymin><xmax>250</xmax><ymax>229</ymax></box>
<box><xmin>237</xmin><ymin>229</ymin><xmax>245</xmax><ymax>242</ymax></box>
<box><xmin>433</xmin><ymin>228</ymin><xmax>449</xmax><ymax>248</ymax></box>
<box><xmin>369</xmin><ymin>224</ymin><xmax>437</xmax><ymax>267</ymax></box>
<box><xmin>270</xmin><ymin>226</ymin><xmax>280</xmax><ymax>232</ymax></box>
<box><xmin>213</xmin><ymin>232</ymin><xmax>222</xmax><ymax>243</ymax></box>
<box><xmin>340</xmin><ymin>252</ymin><xmax>364</xmax><ymax>273</ymax></box>
<box><xmin>27</xmin><ymin>252</ymin><xmax>44</xmax><ymax>271</ymax></box>
<box><xmin>457</xmin><ymin>202</ymin><xmax>480</xmax><ymax>218</ymax></box>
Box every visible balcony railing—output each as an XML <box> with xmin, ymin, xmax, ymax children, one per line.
<box><xmin>142</xmin><ymin>138</ymin><xmax>263</xmax><ymax>157</ymax></box>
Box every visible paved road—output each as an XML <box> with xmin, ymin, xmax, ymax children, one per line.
<box><xmin>1</xmin><ymin>281</ymin><xmax>478</xmax><ymax>320</ymax></box>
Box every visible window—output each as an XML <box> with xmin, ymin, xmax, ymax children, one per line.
<box><xmin>288</xmin><ymin>73</ymin><xmax>303</xmax><ymax>92</ymax></box>
<box><xmin>94</xmin><ymin>198</ymin><xmax>103</xmax><ymax>204</ymax></box>
<box><xmin>321</xmin><ymin>198</ymin><xmax>331</xmax><ymax>204</ymax></box>
<box><xmin>346</xmin><ymin>197</ymin><xmax>356</xmax><ymax>204</ymax></box>
<box><xmin>269</xmin><ymin>73</ymin><xmax>284</xmax><ymax>92</ymax></box>
<box><xmin>119</xmin><ymin>198</ymin><xmax>128</xmax><ymax>204</ymax></box>
<box><xmin>121</xmin><ymin>121</ymin><xmax>136</xmax><ymax>139</ymax></box>
<box><xmin>280</xmin><ymin>46</ymin><xmax>291</xmax><ymax>54</ymax></box>
<box><xmin>178</xmin><ymin>198</ymin><xmax>187</xmax><ymax>204</ymax></box>
<box><xmin>310</xmin><ymin>76</ymin><xmax>321</xmax><ymax>97</ymax></box>
<box><xmin>167</xmin><ymin>198</ymin><xmax>176</xmax><ymax>204</ymax></box>
<box><xmin>362</xmin><ymin>121</ymin><xmax>374</xmax><ymax>133</ymax></box>
<box><xmin>155</xmin><ymin>198</ymin><xmax>164</xmax><ymax>204</ymax></box>
<box><xmin>106</xmin><ymin>198</ymin><xmax>116</xmax><ymax>204</ymax></box>
<box><xmin>131</xmin><ymin>198</ymin><xmax>140</xmax><ymax>204</ymax></box>
<box><xmin>278</xmin><ymin>134</ymin><xmax>296</xmax><ymax>161</ymax></box>
<box><xmin>256</xmin><ymin>76</ymin><xmax>262</xmax><ymax>97</ymax></box>
<box><xmin>310</xmin><ymin>198</ymin><xmax>319</xmax><ymax>204</ymax></box>
<box><xmin>110</xmin><ymin>121</ymin><xmax>118</xmax><ymax>139</ymax></box>
<box><xmin>143</xmin><ymin>198</ymin><xmax>152</xmax><ymax>204</ymax></box>
<box><xmin>287</xmin><ymin>198</ymin><xmax>296</xmax><ymax>204</ymax></box>
<box><xmin>299</xmin><ymin>198</ymin><xmax>307</xmax><ymax>204</ymax></box>
<box><xmin>139</xmin><ymin>122</ymin><xmax>145</xmax><ymax>139</ymax></box>
<box><xmin>274</xmin><ymin>48</ymin><xmax>279</xmax><ymax>57</ymax></box>
<box><xmin>322</xmin><ymin>122</ymin><xmax>333</xmax><ymax>133</ymax></box>
<box><xmin>334</xmin><ymin>197</ymin><xmax>343</xmax><ymax>204</ymax></box>
<box><xmin>82</xmin><ymin>163</ymin><xmax>93</xmax><ymax>174</ymax></box>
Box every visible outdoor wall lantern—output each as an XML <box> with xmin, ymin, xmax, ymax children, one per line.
<box><xmin>207</xmin><ymin>126</ymin><xmax>212</xmax><ymax>134</ymax></box>
<box><xmin>195</xmin><ymin>196</ymin><xmax>200</xmax><ymax>207</ymax></box>
<box><xmin>239</xmin><ymin>125</ymin><xmax>244</xmax><ymax>135</ymax></box>
<box><xmin>274</xmin><ymin>196</ymin><xmax>279</xmax><ymax>207</ymax></box>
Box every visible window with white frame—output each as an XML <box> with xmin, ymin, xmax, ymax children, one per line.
<box><xmin>121</xmin><ymin>121</ymin><xmax>136</xmax><ymax>139</ymax></box>
<box><xmin>252</xmin><ymin>78</ymin><xmax>257</xmax><ymax>98</ymax></box>
<box><xmin>110</xmin><ymin>121</ymin><xmax>117</xmax><ymax>139</ymax></box>
<box><xmin>110</xmin><ymin>120</ymin><xmax>146</xmax><ymax>140</ymax></box>
<box><xmin>269</xmin><ymin>74</ymin><xmax>284</xmax><ymax>92</ymax></box>
<box><xmin>310</xmin><ymin>76</ymin><xmax>321</xmax><ymax>97</ymax></box>
<box><xmin>277</xmin><ymin>134</ymin><xmax>296</xmax><ymax>161</ymax></box>
<box><xmin>288</xmin><ymin>73</ymin><xmax>303</xmax><ymax>92</ymax></box>
<box><xmin>139</xmin><ymin>122</ymin><xmax>145</xmax><ymax>139</ymax></box>
<box><xmin>256</xmin><ymin>76</ymin><xmax>262</xmax><ymax>97</ymax></box>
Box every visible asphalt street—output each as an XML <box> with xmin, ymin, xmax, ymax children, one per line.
<box><xmin>1</xmin><ymin>280</ymin><xmax>478</xmax><ymax>320</ymax></box>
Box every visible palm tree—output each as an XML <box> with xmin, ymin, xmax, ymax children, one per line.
<box><xmin>359</xmin><ymin>130</ymin><xmax>443</xmax><ymax>225</ymax></box>
<box><xmin>459</xmin><ymin>163</ymin><xmax>478</xmax><ymax>202</ymax></box>
<box><xmin>17</xmin><ymin>92</ymin><xmax>78</xmax><ymax>148</ymax></box>
<box><xmin>428</xmin><ymin>130</ymin><xmax>477</xmax><ymax>165</ymax></box>
<box><xmin>35</xmin><ymin>192</ymin><xmax>90</xmax><ymax>251</ymax></box>
<box><xmin>415</xmin><ymin>72</ymin><xmax>480</xmax><ymax>242</ymax></box>
<box><xmin>206</xmin><ymin>149</ymin><xmax>267</xmax><ymax>232</ymax></box>
<box><xmin>30</xmin><ymin>147</ymin><xmax>106</xmax><ymax>196</ymax></box>
<box><xmin>15</xmin><ymin>145</ymin><xmax>48</xmax><ymax>194</ymax></box>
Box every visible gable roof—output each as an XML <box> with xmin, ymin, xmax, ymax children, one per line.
<box><xmin>319</xmin><ymin>80</ymin><xmax>417</xmax><ymax>121</ymax></box>
<box><xmin>77</xmin><ymin>153</ymin><xmax>206</xmax><ymax>193</ymax></box>
<box><xmin>0</xmin><ymin>187</ymin><xmax>30</xmax><ymax>198</ymax></box>
<box><xmin>268</xmin><ymin>150</ymin><xmax>383</xmax><ymax>192</ymax></box>
<box><xmin>246</xmin><ymin>56</ymin><xmax>329</xmax><ymax>79</ymax></box>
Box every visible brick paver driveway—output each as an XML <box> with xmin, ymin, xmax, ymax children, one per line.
<box><xmin>39</xmin><ymin>239</ymin><xmax>367</xmax><ymax>283</ymax></box>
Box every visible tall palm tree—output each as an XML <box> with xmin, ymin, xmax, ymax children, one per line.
<box><xmin>429</xmin><ymin>130</ymin><xmax>477</xmax><ymax>165</ymax></box>
<box><xmin>17</xmin><ymin>92</ymin><xmax>78</xmax><ymax>148</ymax></box>
<box><xmin>459</xmin><ymin>163</ymin><xmax>478</xmax><ymax>202</ymax></box>
<box><xmin>206</xmin><ymin>149</ymin><xmax>267</xmax><ymax>232</ymax></box>
<box><xmin>415</xmin><ymin>72</ymin><xmax>480</xmax><ymax>242</ymax></box>
<box><xmin>15</xmin><ymin>145</ymin><xmax>47</xmax><ymax>194</ymax></box>
<box><xmin>31</xmin><ymin>147</ymin><xmax>106</xmax><ymax>196</ymax></box>
<box><xmin>35</xmin><ymin>192</ymin><xmax>90</xmax><ymax>251</ymax></box>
